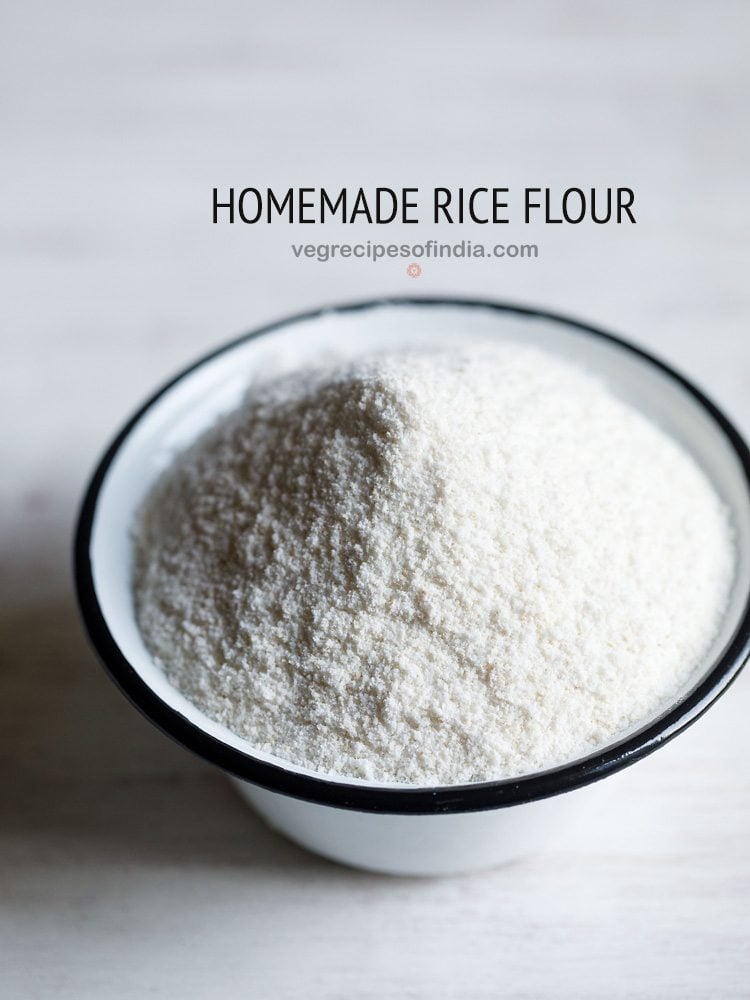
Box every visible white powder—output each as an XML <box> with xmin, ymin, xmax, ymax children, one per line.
<box><xmin>132</xmin><ymin>343</ymin><xmax>734</xmax><ymax>785</ymax></box>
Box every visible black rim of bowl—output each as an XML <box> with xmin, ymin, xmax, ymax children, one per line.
<box><xmin>74</xmin><ymin>296</ymin><xmax>750</xmax><ymax>814</ymax></box>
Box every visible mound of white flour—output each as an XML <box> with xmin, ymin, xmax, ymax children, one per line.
<box><xmin>132</xmin><ymin>344</ymin><xmax>734</xmax><ymax>784</ymax></box>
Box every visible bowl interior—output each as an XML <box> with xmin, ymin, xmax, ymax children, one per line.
<box><xmin>87</xmin><ymin>301</ymin><xmax>750</xmax><ymax>788</ymax></box>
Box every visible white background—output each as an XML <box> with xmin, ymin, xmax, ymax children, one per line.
<box><xmin>2</xmin><ymin>2</ymin><xmax>749</xmax><ymax>997</ymax></box>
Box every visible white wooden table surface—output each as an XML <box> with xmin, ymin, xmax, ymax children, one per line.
<box><xmin>2</xmin><ymin>2</ymin><xmax>749</xmax><ymax>997</ymax></box>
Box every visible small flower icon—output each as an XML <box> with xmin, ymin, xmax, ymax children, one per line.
<box><xmin>406</xmin><ymin>262</ymin><xmax>422</xmax><ymax>278</ymax></box>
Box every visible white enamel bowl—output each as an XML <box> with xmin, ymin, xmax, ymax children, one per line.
<box><xmin>75</xmin><ymin>298</ymin><xmax>750</xmax><ymax>875</ymax></box>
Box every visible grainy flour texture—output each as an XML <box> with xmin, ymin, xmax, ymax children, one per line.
<box><xmin>132</xmin><ymin>344</ymin><xmax>734</xmax><ymax>784</ymax></box>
